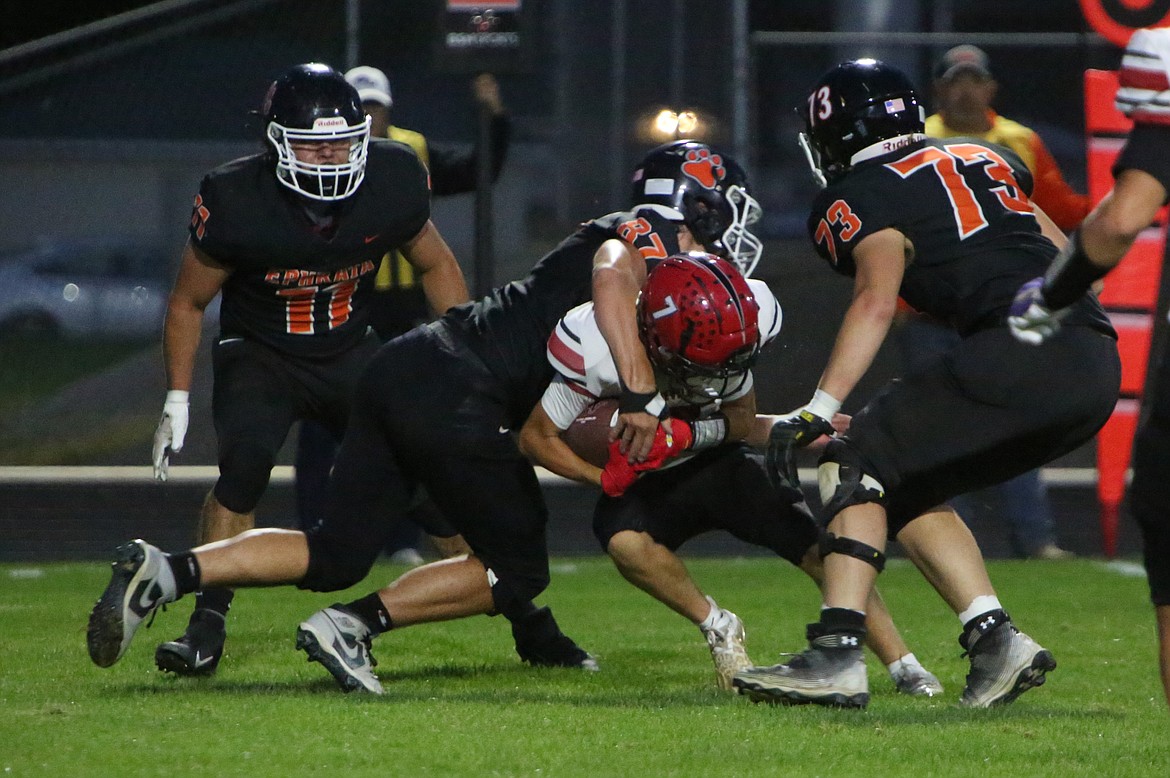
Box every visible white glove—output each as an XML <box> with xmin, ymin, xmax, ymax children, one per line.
<box><xmin>152</xmin><ymin>390</ymin><xmax>190</xmax><ymax>481</ymax></box>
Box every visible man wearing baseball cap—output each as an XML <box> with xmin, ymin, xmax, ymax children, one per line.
<box><xmin>927</xmin><ymin>44</ymin><xmax>1089</xmax><ymax>232</ymax></box>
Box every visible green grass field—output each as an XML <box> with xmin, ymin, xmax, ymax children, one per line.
<box><xmin>3</xmin><ymin>556</ymin><xmax>1167</xmax><ymax>776</ymax></box>
<box><xmin>0</xmin><ymin>337</ymin><xmax>147</xmax><ymax>416</ymax></box>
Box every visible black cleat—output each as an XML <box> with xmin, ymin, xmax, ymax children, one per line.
<box><xmin>512</xmin><ymin>606</ymin><xmax>599</xmax><ymax>671</ymax></box>
<box><xmin>155</xmin><ymin>609</ymin><xmax>227</xmax><ymax>676</ymax></box>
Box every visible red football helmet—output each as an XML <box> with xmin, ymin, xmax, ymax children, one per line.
<box><xmin>637</xmin><ymin>252</ymin><xmax>761</xmax><ymax>400</ymax></box>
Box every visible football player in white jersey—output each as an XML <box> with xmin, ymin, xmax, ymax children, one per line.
<box><xmin>519</xmin><ymin>252</ymin><xmax>942</xmax><ymax>696</ymax></box>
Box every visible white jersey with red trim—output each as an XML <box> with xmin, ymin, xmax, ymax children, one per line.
<box><xmin>541</xmin><ymin>278</ymin><xmax>781</xmax><ymax>430</ymax></box>
<box><xmin>1117</xmin><ymin>27</ymin><xmax>1170</xmax><ymax>125</ymax></box>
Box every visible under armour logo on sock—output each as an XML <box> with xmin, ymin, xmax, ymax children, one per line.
<box><xmin>842</xmin><ymin>635</ymin><xmax>859</xmax><ymax>647</ymax></box>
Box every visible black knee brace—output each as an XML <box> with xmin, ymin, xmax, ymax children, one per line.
<box><xmin>819</xmin><ymin>531</ymin><xmax>886</xmax><ymax>572</ymax></box>
<box><xmin>818</xmin><ymin>440</ymin><xmax>886</xmax><ymax>520</ymax></box>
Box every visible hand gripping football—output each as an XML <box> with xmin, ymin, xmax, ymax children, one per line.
<box><xmin>561</xmin><ymin>398</ymin><xmax>620</xmax><ymax>468</ymax></box>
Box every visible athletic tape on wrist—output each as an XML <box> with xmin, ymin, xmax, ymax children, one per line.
<box><xmin>619</xmin><ymin>386</ymin><xmax>667</xmax><ymax>418</ymax></box>
<box><xmin>806</xmin><ymin>388</ymin><xmax>841</xmax><ymax>421</ymax></box>
<box><xmin>689</xmin><ymin>414</ymin><xmax>728</xmax><ymax>450</ymax></box>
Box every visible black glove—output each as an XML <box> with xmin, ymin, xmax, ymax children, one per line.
<box><xmin>765</xmin><ymin>409</ymin><xmax>834</xmax><ymax>490</ymax></box>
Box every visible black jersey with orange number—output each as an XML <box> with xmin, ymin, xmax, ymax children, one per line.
<box><xmin>808</xmin><ymin>137</ymin><xmax>1109</xmax><ymax>334</ymax></box>
<box><xmin>190</xmin><ymin>139</ymin><xmax>431</xmax><ymax>359</ymax></box>
<box><xmin>443</xmin><ymin>206</ymin><xmax>680</xmax><ymax>426</ymax></box>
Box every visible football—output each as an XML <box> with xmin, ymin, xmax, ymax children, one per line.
<box><xmin>561</xmin><ymin>398</ymin><xmax>620</xmax><ymax>468</ymax></box>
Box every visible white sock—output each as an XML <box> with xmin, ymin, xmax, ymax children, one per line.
<box><xmin>699</xmin><ymin>595</ymin><xmax>724</xmax><ymax>631</ymax></box>
<box><xmin>958</xmin><ymin>595</ymin><xmax>1003</xmax><ymax>626</ymax></box>
<box><xmin>887</xmin><ymin>652</ymin><xmax>920</xmax><ymax>678</ymax></box>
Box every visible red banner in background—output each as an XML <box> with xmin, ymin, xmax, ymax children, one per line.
<box><xmin>1080</xmin><ymin>0</ymin><xmax>1170</xmax><ymax>46</ymax></box>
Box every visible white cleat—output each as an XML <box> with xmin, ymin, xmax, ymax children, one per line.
<box><xmin>702</xmin><ymin>606</ymin><xmax>752</xmax><ymax>691</ymax></box>
<box><xmin>733</xmin><ymin>630</ymin><xmax>869</xmax><ymax>709</ymax></box>
<box><xmin>295</xmin><ymin>605</ymin><xmax>384</xmax><ymax>695</ymax></box>
<box><xmin>87</xmin><ymin>539</ymin><xmax>177</xmax><ymax>668</ymax></box>
<box><xmin>892</xmin><ymin>663</ymin><xmax>944</xmax><ymax>697</ymax></box>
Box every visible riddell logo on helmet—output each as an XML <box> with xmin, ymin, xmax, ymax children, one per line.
<box><xmin>681</xmin><ymin>148</ymin><xmax>725</xmax><ymax>189</ymax></box>
<box><xmin>881</xmin><ymin>134</ymin><xmax>923</xmax><ymax>153</ymax></box>
<box><xmin>313</xmin><ymin>117</ymin><xmax>348</xmax><ymax>130</ymax></box>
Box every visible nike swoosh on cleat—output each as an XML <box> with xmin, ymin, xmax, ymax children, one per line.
<box><xmin>131</xmin><ymin>580</ymin><xmax>162</xmax><ymax>617</ymax></box>
<box><xmin>193</xmin><ymin>652</ymin><xmax>215</xmax><ymax>668</ymax></box>
<box><xmin>331</xmin><ymin>635</ymin><xmax>365</xmax><ymax>667</ymax></box>
<box><xmin>364</xmin><ymin>234</ymin><xmax>380</xmax><ymax>244</ymax></box>
<box><xmin>498</xmin><ymin>426</ymin><xmax>510</xmax><ymax>434</ymax></box>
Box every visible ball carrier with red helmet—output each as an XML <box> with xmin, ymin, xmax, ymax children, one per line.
<box><xmin>521</xmin><ymin>249</ymin><xmax>943</xmax><ymax>694</ymax></box>
<box><xmin>639</xmin><ymin>252</ymin><xmax>761</xmax><ymax>414</ymax></box>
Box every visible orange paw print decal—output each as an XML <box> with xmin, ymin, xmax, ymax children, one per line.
<box><xmin>681</xmin><ymin>148</ymin><xmax>725</xmax><ymax>189</ymax></box>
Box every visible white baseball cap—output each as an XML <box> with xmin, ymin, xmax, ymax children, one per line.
<box><xmin>344</xmin><ymin>66</ymin><xmax>392</xmax><ymax>108</ymax></box>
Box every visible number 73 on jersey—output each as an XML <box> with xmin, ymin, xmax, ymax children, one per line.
<box><xmin>814</xmin><ymin>142</ymin><xmax>1032</xmax><ymax>264</ymax></box>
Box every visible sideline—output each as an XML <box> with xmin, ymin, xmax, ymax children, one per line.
<box><xmin>0</xmin><ymin>465</ymin><xmax>1110</xmax><ymax>487</ymax></box>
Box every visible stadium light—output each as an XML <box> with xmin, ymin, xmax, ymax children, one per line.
<box><xmin>649</xmin><ymin>108</ymin><xmax>703</xmax><ymax>141</ymax></box>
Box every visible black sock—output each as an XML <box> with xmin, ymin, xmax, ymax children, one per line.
<box><xmin>194</xmin><ymin>587</ymin><xmax>235</xmax><ymax>617</ymax></box>
<box><xmin>820</xmin><ymin>607</ymin><xmax>867</xmax><ymax>633</ymax></box>
<box><xmin>963</xmin><ymin>609</ymin><xmax>1009</xmax><ymax>639</ymax></box>
<box><xmin>344</xmin><ymin>592</ymin><xmax>393</xmax><ymax>636</ymax></box>
<box><xmin>167</xmin><ymin>551</ymin><xmax>201</xmax><ymax>596</ymax></box>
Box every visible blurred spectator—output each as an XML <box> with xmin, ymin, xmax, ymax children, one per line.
<box><xmin>293</xmin><ymin>67</ymin><xmax>511</xmax><ymax>566</ymax></box>
<box><xmin>926</xmin><ymin>44</ymin><xmax>1091</xmax><ymax>232</ymax></box>
<box><xmin>892</xmin><ymin>44</ymin><xmax>1084</xmax><ymax>560</ymax></box>
<box><xmin>343</xmin><ymin>65</ymin><xmax>510</xmax><ymax>337</ymax></box>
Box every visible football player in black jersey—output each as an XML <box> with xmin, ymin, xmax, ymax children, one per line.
<box><xmin>88</xmin><ymin>141</ymin><xmax>763</xmax><ymax>695</ymax></box>
<box><xmin>1008</xmin><ymin>27</ymin><xmax>1170</xmax><ymax>709</ymax></box>
<box><xmin>146</xmin><ymin>63</ymin><xmax>471</xmax><ymax>677</ymax></box>
<box><xmin>732</xmin><ymin>59</ymin><xmax>1120</xmax><ymax>709</ymax></box>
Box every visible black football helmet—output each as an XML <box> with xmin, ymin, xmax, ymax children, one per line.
<box><xmin>798</xmin><ymin>58</ymin><xmax>925</xmax><ymax>186</ymax></box>
<box><xmin>262</xmin><ymin>63</ymin><xmax>371</xmax><ymax>201</ymax></box>
<box><xmin>630</xmin><ymin>140</ymin><xmax>763</xmax><ymax>277</ymax></box>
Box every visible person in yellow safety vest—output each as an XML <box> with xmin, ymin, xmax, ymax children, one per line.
<box><xmin>926</xmin><ymin>44</ymin><xmax>1090</xmax><ymax>233</ymax></box>
<box><xmin>344</xmin><ymin>65</ymin><xmax>510</xmax><ymax>337</ymax></box>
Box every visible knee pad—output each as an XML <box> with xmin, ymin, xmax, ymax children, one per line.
<box><xmin>298</xmin><ymin>531</ymin><xmax>381</xmax><ymax>592</ymax></box>
<box><xmin>486</xmin><ymin>564</ymin><xmax>550</xmax><ymax>621</ymax></box>
<box><xmin>819</xmin><ymin>531</ymin><xmax>886</xmax><ymax>572</ymax></box>
<box><xmin>215</xmin><ymin>440</ymin><xmax>276</xmax><ymax>513</ymax></box>
<box><xmin>818</xmin><ymin>440</ymin><xmax>886</xmax><ymax>521</ymax></box>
